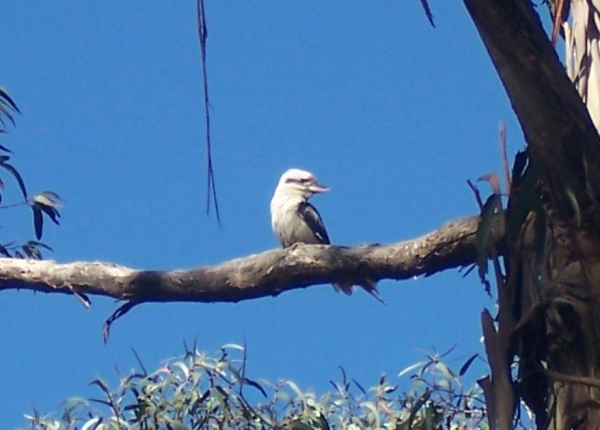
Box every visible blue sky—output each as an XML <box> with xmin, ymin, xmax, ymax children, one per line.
<box><xmin>0</xmin><ymin>1</ymin><xmax>527</xmax><ymax>426</ymax></box>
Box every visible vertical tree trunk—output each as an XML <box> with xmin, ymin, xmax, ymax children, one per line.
<box><xmin>464</xmin><ymin>0</ymin><xmax>600</xmax><ymax>428</ymax></box>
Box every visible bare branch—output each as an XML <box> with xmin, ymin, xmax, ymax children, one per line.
<box><xmin>196</xmin><ymin>0</ymin><xmax>221</xmax><ymax>225</ymax></box>
<box><xmin>0</xmin><ymin>214</ymin><xmax>500</xmax><ymax>304</ymax></box>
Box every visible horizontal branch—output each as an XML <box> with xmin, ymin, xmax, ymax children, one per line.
<box><xmin>0</xmin><ymin>213</ymin><xmax>499</xmax><ymax>305</ymax></box>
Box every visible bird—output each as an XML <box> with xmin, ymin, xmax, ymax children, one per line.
<box><xmin>269</xmin><ymin>168</ymin><xmax>354</xmax><ymax>295</ymax></box>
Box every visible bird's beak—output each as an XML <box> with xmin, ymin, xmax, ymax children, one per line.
<box><xmin>308</xmin><ymin>183</ymin><xmax>329</xmax><ymax>194</ymax></box>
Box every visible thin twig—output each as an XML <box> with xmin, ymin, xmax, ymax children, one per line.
<box><xmin>499</xmin><ymin>122</ymin><xmax>511</xmax><ymax>194</ymax></box>
<box><xmin>197</xmin><ymin>0</ymin><xmax>221</xmax><ymax>226</ymax></box>
<box><xmin>103</xmin><ymin>301</ymin><xmax>140</xmax><ymax>343</ymax></box>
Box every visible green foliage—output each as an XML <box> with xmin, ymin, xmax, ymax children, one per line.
<box><xmin>475</xmin><ymin>194</ymin><xmax>502</xmax><ymax>286</ymax></box>
<box><xmin>0</xmin><ymin>87</ymin><xmax>20</xmax><ymax>130</ymax></box>
<box><xmin>23</xmin><ymin>344</ymin><xmax>487</xmax><ymax>429</ymax></box>
<box><xmin>0</xmin><ymin>87</ymin><xmax>60</xmax><ymax>257</ymax></box>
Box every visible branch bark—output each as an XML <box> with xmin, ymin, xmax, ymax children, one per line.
<box><xmin>1</xmin><ymin>214</ymin><xmax>495</xmax><ymax>304</ymax></box>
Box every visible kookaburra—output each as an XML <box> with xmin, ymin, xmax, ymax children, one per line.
<box><xmin>270</xmin><ymin>168</ymin><xmax>354</xmax><ymax>295</ymax></box>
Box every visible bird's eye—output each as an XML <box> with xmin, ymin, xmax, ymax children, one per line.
<box><xmin>285</xmin><ymin>177</ymin><xmax>312</xmax><ymax>185</ymax></box>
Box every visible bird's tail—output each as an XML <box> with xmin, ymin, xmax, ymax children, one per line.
<box><xmin>332</xmin><ymin>281</ymin><xmax>386</xmax><ymax>304</ymax></box>
<box><xmin>332</xmin><ymin>282</ymin><xmax>353</xmax><ymax>296</ymax></box>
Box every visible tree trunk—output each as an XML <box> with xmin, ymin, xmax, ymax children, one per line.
<box><xmin>464</xmin><ymin>0</ymin><xmax>600</xmax><ymax>428</ymax></box>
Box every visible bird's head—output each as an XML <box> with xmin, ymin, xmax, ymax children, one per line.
<box><xmin>275</xmin><ymin>168</ymin><xmax>329</xmax><ymax>199</ymax></box>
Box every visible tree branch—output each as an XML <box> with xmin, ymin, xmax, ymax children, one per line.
<box><xmin>0</xmin><ymin>214</ymin><xmax>498</xmax><ymax>304</ymax></box>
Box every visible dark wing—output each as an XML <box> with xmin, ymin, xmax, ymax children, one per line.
<box><xmin>298</xmin><ymin>201</ymin><xmax>330</xmax><ymax>244</ymax></box>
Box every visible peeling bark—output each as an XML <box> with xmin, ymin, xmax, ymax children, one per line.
<box><xmin>464</xmin><ymin>0</ymin><xmax>600</xmax><ymax>428</ymax></box>
<box><xmin>464</xmin><ymin>0</ymin><xmax>600</xmax><ymax>214</ymax></box>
